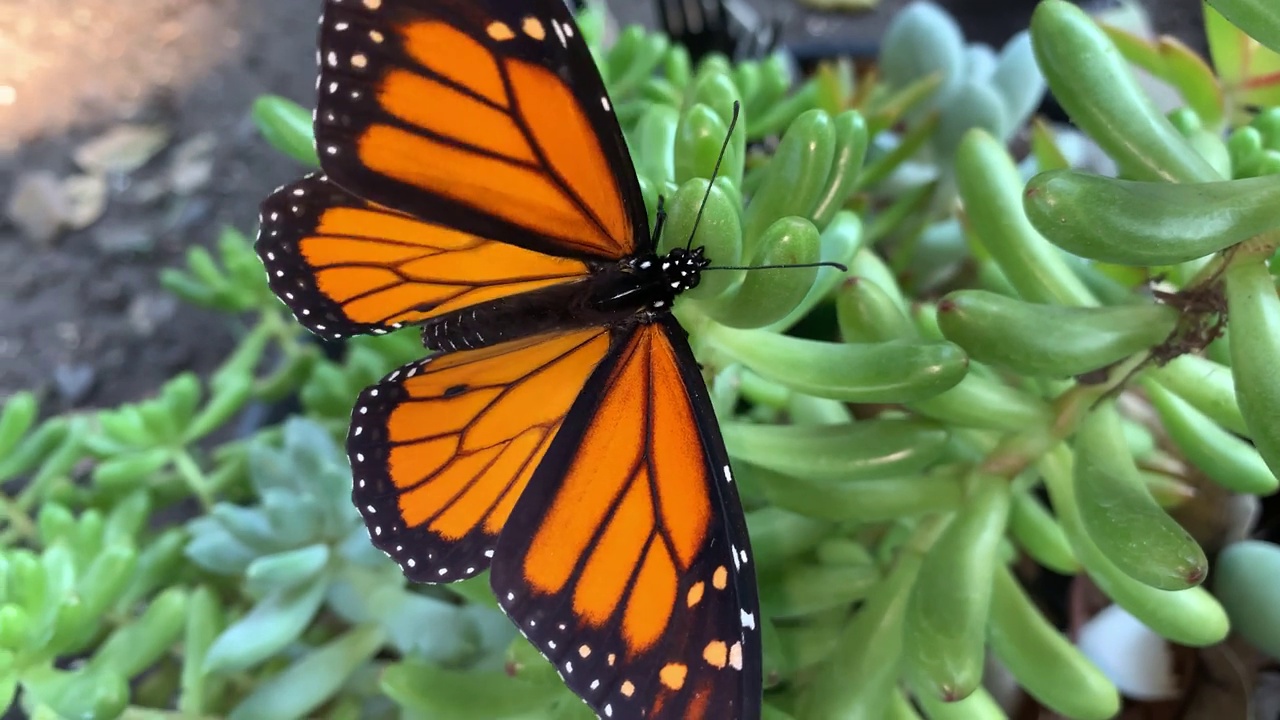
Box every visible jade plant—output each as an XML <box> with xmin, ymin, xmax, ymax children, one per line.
<box><xmin>2</xmin><ymin>0</ymin><xmax>1280</xmax><ymax>718</ymax></box>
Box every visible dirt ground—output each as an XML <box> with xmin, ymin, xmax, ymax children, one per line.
<box><xmin>0</xmin><ymin>0</ymin><xmax>1204</xmax><ymax>412</ymax></box>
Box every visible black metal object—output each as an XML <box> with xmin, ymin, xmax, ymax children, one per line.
<box><xmin>654</xmin><ymin>0</ymin><xmax>783</xmax><ymax>62</ymax></box>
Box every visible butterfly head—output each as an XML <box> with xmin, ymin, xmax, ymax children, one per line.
<box><xmin>660</xmin><ymin>246</ymin><xmax>710</xmax><ymax>294</ymax></box>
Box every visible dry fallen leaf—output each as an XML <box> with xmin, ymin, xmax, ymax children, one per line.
<box><xmin>61</xmin><ymin>174</ymin><xmax>109</xmax><ymax>230</ymax></box>
<box><xmin>7</xmin><ymin>171</ymin><xmax>70</xmax><ymax>244</ymax></box>
<box><xmin>73</xmin><ymin>123</ymin><xmax>171</xmax><ymax>175</ymax></box>
<box><xmin>168</xmin><ymin>132</ymin><xmax>218</xmax><ymax>195</ymax></box>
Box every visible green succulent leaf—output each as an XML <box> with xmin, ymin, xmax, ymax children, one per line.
<box><xmin>1031</xmin><ymin>0</ymin><xmax>1220</xmax><ymax>183</ymax></box>
<box><xmin>721</xmin><ymin>418</ymin><xmax>948</xmax><ymax>482</ymax></box>
<box><xmin>837</xmin><ymin>277</ymin><xmax>915</xmax><ymax>343</ymax></box>
<box><xmin>0</xmin><ymin>392</ymin><xmax>37</xmax><ymax>459</ymax></box>
<box><xmin>988</xmin><ymin>565</ymin><xmax>1120</xmax><ymax>719</ymax></box>
<box><xmin>381</xmin><ymin>660</ymin><xmax>566</xmax><ymax>718</ymax></box>
<box><xmin>1213</xmin><ymin>540</ymin><xmax>1280</xmax><ymax>658</ymax></box>
<box><xmin>743</xmin><ymin>111</ymin><xmax>836</xmax><ymax>253</ymax></box>
<box><xmin>1225</xmin><ymin>257</ymin><xmax>1280</xmax><ymax>479</ymax></box>
<box><xmin>1146</xmin><ymin>353</ymin><xmax>1247</xmax><ymax>434</ymax></box>
<box><xmin>1024</xmin><ymin>170</ymin><xmax>1280</xmax><ymax>264</ymax></box>
<box><xmin>702</xmin><ymin>216</ymin><xmax>824</xmax><ymax>328</ymax></box>
<box><xmin>743</xmin><ymin>509</ymin><xmax>833</xmax><ymax>575</ymax></box>
<box><xmin>798</xmin><ymin>518</ymin><xmax>945</xmax><ymax>720</ymax></box>
<box><xmin>761</xmin><ymin>563</ymin><xmax>880</xmax><ymax>620</ymax></box>
<box><xmin>252</xmin><ymin>94</ymin><xmax>321</xmax><ymax>167</ymax></box>
<box><xmin>749</xmin><ymin>464</ymin><xmax>964</xmax><ymax>526</ymax></box>
<box><xmin>1073</xmin><ymin>404</ymin><xmax>1208</xmax><ymax>590</ymax></box>
<box><xmin>937</xmin><ymin>290</ymin><xmax>1179</xmax><ymax>376</ymax></box>
<box><xmin>203</xmin><ymin>573</ymin><xmax>328</xmax><ymax>674</ymax></box>
<box><xmin>179</xmin><ymin>586</ymin><xmax>226</xmax><ymax>717</ymax></box>
<box><xmin>955</xmin><ymin>130</ymin><xmax>1096</xmax><ymax>306</ymax></box>
<box><xmin>1207</xmin><ymin>0</ymin><xmax>1280</xmax><ymax>57</ymax></box>
<box><xmin>878</xmin><ymin>2</ymin><xmax>965</xmax><ymax>123</ymax></box>
<box><xmin>1144</xmin><ymin>379</ymin><xmax>1278</xmax><ymax>494</ymax></box>
<box><xmin>245</xmin><ymin>544</ymin><xmax>332</xmax><ymax>598</ymax></box>
<box><xmin>704</xmin><ymin>329</ymin><xmax>968</xmax><ymax>403</ymax></box>
<box><xmin>1007</xmin><ymin>491</ymin><xmax>1080</xmax><ymax>574</ymax></box>
<box><xmin>229</xmin><ymin>624</ymin><xmax>387</xmax><ymax>720</ymax></box>
<box><xmin>22</xmin><ymin>666</ymin><xmax>130</xmax><ymax>720</ymax></box>
<box><xmin>904</xmin><ymin>473</ymin><xmax>1010</xmax><ymax>701</ymax></box>
<box><xmin>1041</xmin><ymin>446</ymin><xmax>1228</xmax><ymax>646</ymax></box>
<box><xmin>89</xmin><ymin>587</ymin><xmax>188</xmax><ymax>679</ymax></box>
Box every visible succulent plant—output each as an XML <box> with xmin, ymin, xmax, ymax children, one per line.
<box><xmin>3</xmin><ymin>0</ymin><xmax>1280</xmax><ymax>718</ymax></box>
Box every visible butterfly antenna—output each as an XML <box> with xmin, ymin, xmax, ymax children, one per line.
<box><xmin>651</xmin><ymin>194</ymin><xmax>668</xmax><ymax>247</ymax></box>
<box><xmin>684</xmin><ymin>100</ymin><xmax>741</xmax><ymax>252</ymax></box>
<box><xmin>679</xmin><ymin>102</ymin><xmax>849</xmax><ymax>274</ymax></box>
<box><xmin>704</xmin><ymin>260</ymin><xmax>850</xmax><ymax>272</ymax></box>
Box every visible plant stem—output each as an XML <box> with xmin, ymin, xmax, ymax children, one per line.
<box><xmin>171</xmin><ymin>449</ymin><xmax>213</xmax><ymax>511</ymax></box>
<box><xmin>980</xmin><ymin>352</ymin><xmax>1152</xmax><ymax>478</ymax></box>
<box><xmin>0</xmin><ymin>493</ymin><xmax>38</xmax><ymax>544</ymax></box>
<box><xmin>120</xmin><ymin>708</ymin><xmax>220</xmax><ymax>720</ymax></box>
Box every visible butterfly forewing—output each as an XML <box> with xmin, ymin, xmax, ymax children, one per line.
<box><xmin>315</xmin><ymin>0</ymin><xmax>646</xmax><ymax>261</ymax></box>
<box><xmin>490</xmin><ymin>320</ymin><xmax>762</xmax><ymax>720</ymax></box>
<box><xmin>256</xmin><ymin>1</ymin><xmax>764</xmax><ymax>717</ymax></box>
<box><xmin>257</xmin><ymin>175</ymin><xmax>590</xmax><ymax>340</ymax></box>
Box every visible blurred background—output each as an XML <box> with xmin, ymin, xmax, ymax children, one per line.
<box><xmin>0</xmin><ymin>0</ymin><xmax>1203</xmax><ymax>412</ymax></box>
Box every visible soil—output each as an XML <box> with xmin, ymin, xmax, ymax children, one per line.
<box><xmin>0</xmin><ymin>0</ymin><xmax>1206</xmax><ymax>413</ymax></box>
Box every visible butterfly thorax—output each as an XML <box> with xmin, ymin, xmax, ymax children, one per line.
<box><xmin>421</xmin><ymin>246</ymin><xmax>710</xmax><ymax>354</ymax></box>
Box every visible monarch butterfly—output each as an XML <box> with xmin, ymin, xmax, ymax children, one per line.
<box><xmin>256</xmin><ymin>0</ymin><xmax>762</xmax><ymax>718</ymax></box>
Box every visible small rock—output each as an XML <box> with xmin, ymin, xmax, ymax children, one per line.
<box><xmin>0</xmin><ymin>336</ymin><xmax>22</xmax><ymax>361</ymax></box>
<box><xmin>54</xmin><ymin>322</ymin><xmax>81</xmax><ymax>350</ymax></box>
<box><xmin>54</xmin><ymin>363</ymin><xmax>96</xmax><ymax>406</ymax></box>
<box><xmin>167</xmin><ymin>196</ymin><xmax>213</xmax><ymax>233</ymax></box>
<box><xmin>1258</xmin><ymin>673</ymin><xmax>1280</xmax><ymax>720</ymax></box>
<box><xmin>74</xmin><ymin>124</ymin><xmax>171</xmax><ymax>175</ymax></box>
<box><xmin>1078</xmin><ymin>604</ymin><xmax>1179</xmax><ymax>701</ymax></box>
<box><xmin>86</xmin><ymin>278</ymin><xmax>130</xmax><ymax>311</ymax></box>
<box><xmin>124</xmin><ymin>177</ymin><xmax>170</xmax><ymax>205</ymax></box>
<box><xmin>168</xmin><ymin>132</ymin><xmax>217</xmax><ymax>195</ymax></box>
<box><xmin>93</xmin><ymin>222</ymin><xmax>155</xmax><ymax>255</ymax></box>
<box><xmin>61</xmin><ymin>174</ymin><xmax>109</xmax><ymax>230</ymax></box>
<box><xmin>6</xmin><ymin>171</ymin><xmax>69</xmax><ymax>244</ymax></box>
<box><xmin>127</xmin><ymin>293</ymin><xmax>178</xmax><ymax>336</ymax></box>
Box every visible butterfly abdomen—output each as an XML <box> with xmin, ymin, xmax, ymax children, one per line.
<box><xmin>421</xmin><ymin>249</ymin><xmax>707</xmax><ymax>354</ymax></box>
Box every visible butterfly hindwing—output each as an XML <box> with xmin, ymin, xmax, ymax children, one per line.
<box><xmin>490</xmin><ymin>319</ymin><xmax>762</xmax><ymax>720</ymax></box>
<box><xmin>315</xmin><ymin>0</ymin><xmax>646</xmax><ymax>262</ymax></box>
<box><xmin>349</xmin><ymin>328</ymin><xmax>613</xmax><ymax>581</ymax></box>
<box><xmin>260</xmin><ymin>2</ymin><xmax>765</xmax><ymax>717</ymax></box>
<box><xmin>257</xmin><ymin>175</ymin><xmax>591</xmax><ymax>340</ymax></box>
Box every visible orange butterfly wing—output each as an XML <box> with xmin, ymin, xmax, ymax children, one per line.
<box><xmin>490</xmin><ymin>320</ymin><xmax>762</xmax><ymax>720</ymax></box>
<box><xmin>258</xmin><ymin>1</ymin><xmax>764</xmax><ymax>717</ymax></box>
<box><xmin>349</xmin><ymin>327</ymin><xmax>613</xmax><ymax>581</ymax></box>
<box><xmin>313</xmin><ymin>0</ymin><xmax>645</xmax><ymax>262</ymax></box>
<box><xmin>257</xmin><ymin>175</ymin><xmax>590</xmax><ymax>340</ymax></box>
